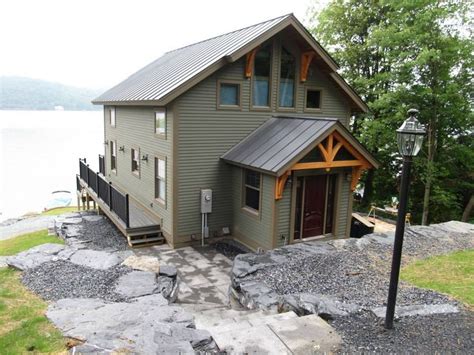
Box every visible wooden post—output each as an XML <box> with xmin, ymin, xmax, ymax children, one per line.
<box><xmin>108</xmin><ymin>182</ymin><xmax>113</xmax><ymax>211</ymax></box>
<box><xmin>125</xmin><ymin>194</ymin><xmax>130</xmax><ymax>228</ymax></box>
<box><xmin>86</xmin><ymin>193</ymin><xmax>90</xmax><ymax>210</ymax></box>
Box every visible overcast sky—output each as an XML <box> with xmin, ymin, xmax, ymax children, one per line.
<box><xmin>0</xmin><ymin>0</ymin><xmax>327</xmax><ymax>90</ymax></box>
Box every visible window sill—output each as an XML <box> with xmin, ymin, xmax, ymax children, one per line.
<box><xmin>277</xmin><ymin>106</ymin><xmax>297</xmax><ymax>112</ymax></box>
<box><xmin>154</xmin><ymin>198</ymin><xmax>166</xmax><ymax>209</ymax></box>
<box><xmin>250</xmin><ymin>106</ymin><xmax>272</xmax><ymax>112</ymax></box>
<box><xmin>154</xmin><ymin>133</ymin><xmax>166</xmax><ymax>139</ymax></box>
<box><xmin>304</xmin><ymin>107</ymin><xmax>322</xmax><ymax>113</ymax></box>
<box><xmin>241</xmin><ymin>206</ymin><xmax>260</xmax><ymax>219</ymax></box>
<box><xmin>110</xmin><ymin>169</ymin><xmax>117</xmax><ymax>175</ymax></box>
<box><xmin>132</xmin><ymin>170</ymin><xmax>140</xmax><ymax>179</ymax></box>
<box><xmin>217</xmin><ymin>104</ymin><xmax>241</xmax><ymax>111</ymax></box>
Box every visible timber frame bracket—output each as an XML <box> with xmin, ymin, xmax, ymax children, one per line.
<box><xmin>275</xmin><ymin>170</ymin><xmax>291</xmax><ymax>200</ymax></box>
<box><xmin>245</xmin><ymin>47</ymin><xmax>259</xmax><ymax>78</ymax></box>
<box><xmin>300</xmin><ymin>51</ymin><xmax>316</xmax><ymax>82</ymax></box>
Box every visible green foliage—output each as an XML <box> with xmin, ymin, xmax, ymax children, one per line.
<box><xmin>401</xmin><ymin>249</ymin><xmax>474</xmax><ymax>306</ymax></box>
<box><xmin>309</xmin><ymin>0</ymin><xmax>474</xmax><ymax>223</ymax></box>
<box><xmin>0</xmin><ymin>230</ymin><xmax>64</xmax><ymax>256</ymax></box>
<box><xmin>0</xmin><ymin>76</ymin><xmax>101</xmax><ymax>111</ymax></box>
<box><xmin>0</xmin><ymin>268</ymin><xmax>66</xmax><ymax>353</ymax></box>
<box><xmin>41</xmin><ymin>206</ymin><xmax>78</xmax><ymax>216</ymax></box>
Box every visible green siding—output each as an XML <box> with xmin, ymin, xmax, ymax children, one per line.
<box><xmin>232</xmin><ymin>167</ymin><xmax>275</xmax><ymax>250</ymax></box>
<box><xmin>103</xmin><ymin>105</ymin><xmax>174</xmax><ymax>236</ymax></box>
<box><xmin>175</xmin><ymin>34</ymin><xmax>352</xmax><ymax>246</ymax></box>
<box><xmin>336</xmin><ymin>172</ymin><xmax>351</xmax><ymax>237</ymax></box>
<box><xmin>276</xmin><ymin>179</ymin><xmax>292</xmax><ymax>248</ymax></box>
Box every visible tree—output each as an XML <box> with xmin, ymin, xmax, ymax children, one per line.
<box><xmin>309</xmin><ymin>0</ymin><xmax>473</xmax><ymax>224</ymax></box>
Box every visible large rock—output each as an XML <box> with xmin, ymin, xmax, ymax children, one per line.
<box><xmin>115</xmin><ymin>271</ymin><xmax>157</xmax><ymax>298</ymax></box>
<box><xmin>46</xmin><ymin>295</ymin><xmax>213</xmax><ymax>353</ymax></box>
<box><xmin>69</xmin><ymin>249</ymin><xmax>123</xmax><ymax>270</ymax></box>
<box><xmin>6</xmin><ymin>243</ymin><xmax>67</xmax><ymax>270</ymax></box>
<box><xmin>159</xmin><ymin>264</ymin><xmax>177</xmax><ymax>278</ymax></box>
<box><xmin>371</xmin><ymin>304</ymin><xmax>459</xmax><ymax>318</ymax></box>
<box><xmin>122</xmin><ymin>255</ymin><xmax>160</xmax><ymax>273</ymax></box>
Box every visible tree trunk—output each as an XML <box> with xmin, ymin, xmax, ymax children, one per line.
<box><xmin>461</xmin><ymin>195</ymin><xmax>474</xmax><ymax>222</ymax></box>
<box><xmin>361</xmin><ymin>169</ymin><xmax>375</xmax><ymax>207</ymax></box>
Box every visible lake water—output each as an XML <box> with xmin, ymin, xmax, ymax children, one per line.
<box><xmin>0</xmin><ymin>110</ymin><xmax>103</xmax><ymax>222</ymax></box>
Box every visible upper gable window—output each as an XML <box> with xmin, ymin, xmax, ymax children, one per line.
<box><xmin>279</xmin><ymin>47</ymin><xmax>296</xmax><ymax>108</ymax></box>
<box><xmin>252</xmin><ymin>44</ymin><xmax>272</xmax><ymax>107</ymax></box>
<box><xmin>306</xmin><ymin>89</ymin><xmax>321</xmax><ymax>109</ymax></box>
<box><xmin>110</xmin><ymin>107</ymin><xmax>116</xmax><ymax>127</ymax></box>
<box><xmin>155</xmin><ymin>109</ymin><xmax>166</xmax><ymax>137</ymax></box>
<box><xmin>219</xmin><ymin>82</ymin><xmax>241</xmax><ymax>107</ymax></box>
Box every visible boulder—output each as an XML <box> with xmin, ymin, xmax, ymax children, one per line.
<box><xmin>122</xmin><ymin>255</ymin><xmax>160</xmax><ymax>273</ymax></box>
<box><xmin>115</xmin><ymin>271</ymin><xmax>157</xmax><ymax>298</ymax></box>
<box><xmin>159</xmin><ymin>264</ymin><xmax>177</xmax><ymax>278</ymax></box>
<box><xmin>6</xmin><ymin>243</ymin><xmax>66</xmax><ymax>270</ymax></box>
<box><xmin>281</xmin><ymin>294</ymin><xmax>359</xmax><ymax>320</ymax></box>
<box><xmin>371</xmin><ymin>304</ymin><xmax>459</xmax><ymax>318</ymax></box>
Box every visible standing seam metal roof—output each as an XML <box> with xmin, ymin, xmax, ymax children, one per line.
<box><xmin>93</xmin><ymin>14</ymin><xmax>290</xmax><ymax>103</ymax></box>
<box><xmin>221</xmin><ymin>116</ymin><xmax>379</xmax><ymax>175</ymax></box>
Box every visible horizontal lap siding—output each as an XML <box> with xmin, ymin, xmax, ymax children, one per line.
<box><xmin>232</xmin><ymin>167</ymin><xmax>275</xmax><ymax>250</ymax></box>
<box><xmin>104</xmin><ymin>106</ymin><xmax>173</xmax><ymax>237</ymax></box>
<box><xmin>336</xmin><ymin>173</ymin><xmax>351</xmax><ymax>237</ymax></box>
<box><xmin>276</xmin><ymin>180</ymin><xmax>292</xmax><ymax>248</ymax></box>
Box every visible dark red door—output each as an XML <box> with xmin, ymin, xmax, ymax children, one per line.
<box><xmin>302</xmin><ymin>175</ymin><xmax>327</xmax><ymax>238</ymax></box>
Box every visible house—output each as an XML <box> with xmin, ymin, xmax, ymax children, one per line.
<box><xmin>78</xmin><ymin>14</ymin><xmax>378</xmax><ymax>249</ymax></box>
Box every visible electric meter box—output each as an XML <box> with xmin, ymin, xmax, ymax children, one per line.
<box><xmin>200</xmin><ymin>189</ymin><xmax>212</xmax><ymax>214</ymax></box>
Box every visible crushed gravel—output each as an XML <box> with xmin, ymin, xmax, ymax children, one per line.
<box><xmin>253</xmin><ymin>250</ymin><xmax>453</xmax><ymax>307</ymax></box>
<box><xmin>22</xmin><ymin>260</ymin><xmax>132</xmax><ymax>302</ymax></box>
<box><xmin>210</xmin><ymin>239</ymin><xmax>251</xmax><ymax>260</ymax></box>
<box><xmin>331</xmin><ymin>309</ymin><xmax>474</xmax><ymax>353</ymax></box>
<box><xmin>71</xmin><ymin>216</ymin><xmax>129</xmax><ymax>251</ymax></box>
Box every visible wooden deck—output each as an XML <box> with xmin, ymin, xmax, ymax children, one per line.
<box><xmin>78</xmin><ymin>178</ymin><xmax>163</xmax><ymax>247</ymax></box>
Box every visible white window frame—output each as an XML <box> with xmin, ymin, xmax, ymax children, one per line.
<box><xmin>110</xmin><ymin>107</ymin><xmax>116</xmax><ymax>127</ymax></box>
<box><xmin>155</xmin><ymin>109</ymin><xmax>166</xmax><ymax>137</ymax></box>
<box><xmin>155</xmin><ymin>157</ymin><xmax>166</xmax><ymax>205</ymax></box>
<box><xmin>131</xmin><ymin>148</ymin><xmax>140</xmax><ymax>176</ymax></box>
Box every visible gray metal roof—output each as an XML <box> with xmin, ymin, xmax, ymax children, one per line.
<box><xmin>221</xmin><ymin>116</ymin><xmax>379</xmax><ymax>176</ymax></box>
<box><xmin>93</xmin><ymin>14</ymin><xmax>291</xmax><ymax>104</ymax></box>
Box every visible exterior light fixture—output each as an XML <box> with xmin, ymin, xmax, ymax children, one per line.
<box><xmin>103</xmin><ymin>140</ymin><xmax>109</xmax><ymax>145</ymax></box>
<box><xmin>141</xmin><ymin>154</ymin><xmax>149</xmax><ymax>162</ymax></box>
<box><xmin>385</xmin><ymin>108</ymin><xmax>425</xmax><ymax>329</ymax></box>
<box><xmin>119</xmin><ymin>145</ymin><xmax>125</xmax><ymax>152</ymax></box>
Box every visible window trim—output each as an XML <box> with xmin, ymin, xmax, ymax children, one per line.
<box><xmin>304</xmin><ymin>86</ymin><xmax>323</xmax><ymax>112</ymax></box>
<box><xmin>110</xmin><ymin>140</ymin><xmax>117</xmax><ymax>174</ymax></box>
<box><xmin>154</xmin><ymin>156</ymin><xmax>167</xmax><ymax>208</ymax></box>
<box><xmin>217</xmin><ymin>80</ymin><xmax>242</xmax><ymax>110</ymax></box>
<box><xmin>241</xmin><ymin>169</ymin><xmax>262</xmax><ymax>217</ymax></box>
<box><xmin>109</xmin><ymin>107</ymin><xmax>116</xmax><ymax>127</ymax></box>
<box><xmin>250</xmin><ymin>42</ymin><xmax>273</xmax><ymax>111</ymax></box>
<box><xmin>154</xmin><ymin>108</ymin><xmax>167</xmax><ymax>139</ymax></box>
<box><xmin>277</xmin><ymin>46</ymin><xmax>298</xmax><ymax>111</ymax></box>
<box><xmin>131</xmin><ymin>147</ymin><xmax>140</xmax><ymax>178</ymax></box>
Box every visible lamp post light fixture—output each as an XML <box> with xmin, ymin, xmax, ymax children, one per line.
<box><xmin>385</xmin><ymin>108</ymin><xmax>425</xmax><ymax>329</ymax></box>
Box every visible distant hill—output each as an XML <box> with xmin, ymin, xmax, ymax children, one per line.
<box><xmin>0</xmin><ymin>76</ymin><xmax>102</xmax><ymax>111</ymax></box>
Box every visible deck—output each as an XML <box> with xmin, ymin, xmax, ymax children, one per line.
<box><xmin>77</xmin><ymin>158</ymin><xmax>163</xmax><ymax>247</ymax></box>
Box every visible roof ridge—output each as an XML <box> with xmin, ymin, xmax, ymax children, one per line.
<box><xmin>164</xmin><ymin>13</ymin><xmax>293</xmax><ymax>55</ymax></box>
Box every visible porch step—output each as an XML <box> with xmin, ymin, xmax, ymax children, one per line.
<box><xmin>127</xmin><ymin>233</ymin><xmax>164</xmax><ymax>247</ymax></box>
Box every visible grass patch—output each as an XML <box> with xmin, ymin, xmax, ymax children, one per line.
<box><xmin>0</xmin><ymin>230</ymin><xmax>64</xmax><ymax>256</ymax></box>
<box><xmin>401</xmin><ymin>249</ymin><xmax>474</xmax><ymax>306</ymax></box>
<box><xmin>41</xmin><ymin>206</ymin><xmax>78</xmax><ymax>216</ymax></box>
<box><xmin>0</xmin><ymin>268</ymin><xmax>66</xmax><ymax>353</ymax></box>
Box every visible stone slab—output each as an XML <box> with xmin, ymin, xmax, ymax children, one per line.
<box><xmin>268</xmin><ymin>314</ymin><xmax>342</xmax><ymax>354</ymax></box>
<box><xmin>115</xmin><ymin>271</ymin><xmax>157</xmax><ymax>298</ymax></box>
<box><xmin>69</xmin><ymin>249</ymin><xmax>122</xmax><ymax>270</ymax></box>
<box><xmin>371</xmin><ymin>304</ymin><xmax>459</xmax><ymax>318</ymax></box>
<box><xmin>212</xmin><ymin>324</ymin><xmax>292</xmax><ymax>355</ymax></box>
<box><xmin>122</xmin><ymin>255</ymin><xmax>160</xmax><ymax>273</ymax></box>
<box><xmin>6</xmin><ymin>243</ymin><xmax>66</xmax><ymax>270</ymax></box>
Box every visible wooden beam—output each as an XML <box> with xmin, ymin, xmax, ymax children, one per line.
<box><xmin>332</xmin><ymin>131</ymin><xmax>370</xmax><ymax>167</ymax></box>
<box><xmin>292</xmin><ymin>160</ymin><xmax>363</xmax><ymax>171</ymax></box>
<box><xmin>330</xmin><ymin>142</ymin><xmax>343</xmax><ymax>161</ymax></box>
<box><xmin>300</xmin><ymin>51</ymin><xmax>316</xmax><ymax>82</ymax></box>
<box><xmin>275</xmin><ymin>171</ymin><xmax>290</xmax><ymax>200</ymax></box>
<box><xmin>245</xmin><ymin>48</ymin><xmax>259</xmax><ymax>78</ymax></box>
<box><xmin>351</xmin><ymin>166</ymin><xmax>365</xmax><ymax>191</ymax></box>
<box><xmin>317</xmin><ymin>143</ymin><xmax>329</xmax><ymax>162</ymax></box>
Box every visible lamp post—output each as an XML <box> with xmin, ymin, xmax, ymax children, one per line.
<box><xmin>385</xmin><ymin>108</ymin><xmax>425</xmax><ymax>329</ymax></box>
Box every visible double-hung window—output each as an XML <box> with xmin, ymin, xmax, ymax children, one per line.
<box><xmin>243</xmin><ymin>169</ymin><xmax>261</xmax><ymax>212</ymax></box>
<box><xmin>131</xmin><ymin>148</ymin><xmax>140</xmax><ymax>175</ymax></box>
<box><xmin>252</xmin><ymin>45</ymin><xmax>272</xmax><ymax>107</ymax></box>
<box><xmin>279</xmin><ymin>47</ymin><xmax>296</xmax><ymax>108</ymax></box>
<box><xmin>110</xmin><ymin>141</ymin><xmax>117</xmax><ymax>171</ymax></box>
<box><xmin>155</xmin><ymin>158</ymin><xmax>166</xmax><ymax>203</ymax></box>
<box><xmin>110</xmin><ymin>107</ymin><xmax>116</xmax><ymax>127</ymax></box>
<box><xmin>155</xmin><ymin>109</ymin><xmax>166</xmax><ymax>137</ymax></box>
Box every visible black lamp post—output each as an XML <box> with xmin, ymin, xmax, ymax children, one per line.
<box><xmin>385</xmin><ymin>108</ymin><xmax>425</xmax><ymax>329</ymax></box>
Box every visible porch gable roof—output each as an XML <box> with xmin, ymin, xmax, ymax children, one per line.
<box><xmin>221</xmin><ymin>116</ymin><xmax>379</xmax><ymax>177</ymax></box>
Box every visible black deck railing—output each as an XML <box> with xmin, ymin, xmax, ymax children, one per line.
<box><xmin>78</xmin><ymin>158</ymin><xmax>130</xmax><ymax>227</ymax></box>
<box><xmin>99</xmin><ymin>154</ymin><xmax>105</xmax><ymax>175</ymax></box>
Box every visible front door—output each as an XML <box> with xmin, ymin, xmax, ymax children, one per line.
<box><xmin>294</xmin><ymin>174</ymin><xmax>337</xmax><ymax>240</ymax></box>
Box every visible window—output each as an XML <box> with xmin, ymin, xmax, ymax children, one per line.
<box><xmin>110</xmin><ymin>107</ymin><xmax>116</xmax><ymax>127</ymax></box>
<box><xmin>131</xmin><ymin>148</ymin><xmax>140</xmax><ymax>175</ymax></box>
<box><xmin>279</xmin><ymin>47</ymin><xmax>295</xmax><ymax>108</ymax></box>
<box><xmin>306</xmin><ymin>89</ymin><xmax>321</xmax><ymax>109</ymax></box>
<box><xmin>243</xmin><ymin>169</ymin><xmax>261</xmax><ymax>212</ymax></box>
<box><xmin>219</xmin><ymin>82</ymin><xmax>240</xmax><ymax>106</ymax></box>
<box><xmin>155</xmin><ymin>158</ymin><xmax>166</xmax><ymax>202</ymax></box>
<box><xmin>252</xmin><ymin>45</ymin><xmax>272</xmax><ymax>107</ymax></box>
<box><xmin>155</xmin><ymin>109</ymin><xmax>166</xmax><ymax>136</ymax></box>
<box><xmin>110</xmin><ymin>141</ymin><xmax>117</xmax><ymax>171</ymax></box>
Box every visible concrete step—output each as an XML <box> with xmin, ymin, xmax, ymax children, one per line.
<box><xmin>212</xmin><ymin>314</ymin><xmax>342</xmax><ymax>355</ymax></box>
